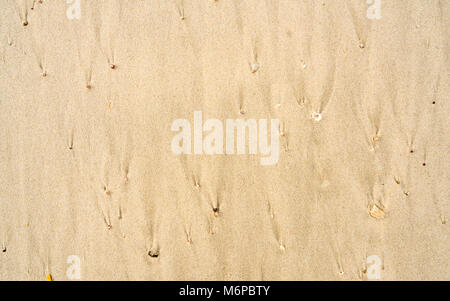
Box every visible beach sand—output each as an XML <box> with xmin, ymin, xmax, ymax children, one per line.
<box><xmin>0</xmin><ymin>0</ymin><xmax>448</xmax><ymax>280</ymax></box>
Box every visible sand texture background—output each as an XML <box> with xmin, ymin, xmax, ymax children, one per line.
<box><xmin>0</xmin><ymin>0</ymin><xmax>449</xmax><ymax>280</ymax></box>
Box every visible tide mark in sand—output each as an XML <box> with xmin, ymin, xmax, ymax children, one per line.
<box><xmin>185</xmin><ymin>226</ymin><xmax>193</xmax><ymax>244</ymax></box>
<box><xmin>249</xmin><ymin>42</ymin><xmax>260</xmax><ymax>74</ymax></box>
<box><xmin>175</xmin><ymin>0</ymin><xmax>185</xmax><ymax>20</ymax></box>
<box><xmin>104</xmin><ymin>214</ymin><xmax>112</xmax><ymax>230</ymax></box>
<box><xmin>279</xmin><ymin>122</ymin><xmax>289</xmax><ymax>152</ymax></box>
<box><xmin>295</xmin><ymin>94</ymin><xmax>306</xmax><ymax>108</ymax></box>
<box><xmin>238</xmin><ymin>85</ymin><xmax>245</xmax><ymax>115</ymax></box>
<box><xmin>268</xmin><ymin>201</ymin><xmax>285</xmax><ymax>252</ymax></box>
<box><xmin>193</xmin><ymin>177</ymin><xmax>201</xmax><ymax>190</ymax></box>
<box><xmin>85</xmin><ymin>69</ymin><xmax>93</xmax><ymax>90</ymax></box>
<box><xmin>103</xmin><ymin>186</ymin><xmax>111</xmax><ymax>196</ymax></box>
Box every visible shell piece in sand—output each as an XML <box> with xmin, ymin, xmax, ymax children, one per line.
<box><xmin>369</xmin><ymin>204</ymin><xmax>385</xmax><ymax>219</ymax></box>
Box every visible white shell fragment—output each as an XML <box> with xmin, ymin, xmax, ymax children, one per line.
<box><xmin>311</xmin><ymin>112</ymin><xmax>322</xmax><ymax>121</ymax></box>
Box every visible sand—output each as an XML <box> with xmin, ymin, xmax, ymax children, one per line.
<box><xmin>0</xmin><ymin>0</ymin><xmax>448</xmax><ymax>280</ymax></box>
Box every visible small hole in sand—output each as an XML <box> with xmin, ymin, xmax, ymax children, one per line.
<box><xmin>213</xmin><ymin>208</ymin><xmax>219</xmax><ymax>217</ymax></box>
<box><xmin>422</xmin><ymin>163</ymin><xmax>426</xmax><ymax>166</ymax></box>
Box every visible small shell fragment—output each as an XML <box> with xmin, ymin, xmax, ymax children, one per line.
<box><xmin>311</xmin><ymin>112</ymin><xmax>322</xmax><ymax>121</ymax></box>
<box><xmin>369</xmin><ymin>204</ymin><xmax>385</xmax><ymax>219</ymax></box>
<box><xmin>46</xmin><ymin>274</ymin><xmax>53</xmax><ymax>281</ymax></box>
<box><xmin>251</xmin><ymin>62</ymin><xmax>260</xmax><ymax>73</ymax></box>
